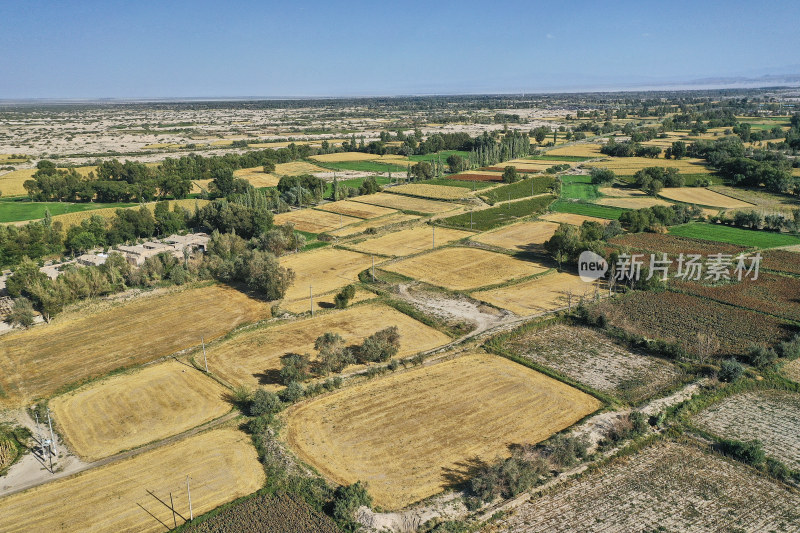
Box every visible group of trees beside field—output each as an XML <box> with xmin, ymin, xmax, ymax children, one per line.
<box><xmin>600</xmin><ymin>139</ymin><xmax>662</xmax><ymax>158</ymax></box>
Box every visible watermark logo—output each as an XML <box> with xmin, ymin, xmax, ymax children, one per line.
<box><xmin>578</xmin><ymin>251</ymin><xmax>608</xmax><ymax>282</ymax></box>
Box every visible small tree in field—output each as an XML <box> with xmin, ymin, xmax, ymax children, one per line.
<box><xmin>502</xmin><ymin>166</ymin><xmax>520</xmax><ymax>183</ymax></box>
<box><xmin>355</xmin><ymin>326</ymin><xmax>400</xmax><ymax>363</ymax></box>
<box><xmin>334</xmin><ymin>284</ymin><xmax>356</xmax><ymax>309</ymax></box>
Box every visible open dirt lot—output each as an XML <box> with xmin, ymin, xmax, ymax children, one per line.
<box><xmin>287</xmin><ymin>353</ymin><xmax>601</xmax><ymax>509</ymax></box>
<box><xmin>540</xmin><ymin>212</ymin><xmax>611</xmax><ymax>226</ymax></box>
<box><xmin>491</xmin><ymin>441</ymin><xmax>800</xmax><ymax>532</ymax></box>
<box><xmin>352</xmin><ymin>192</ymin><xmax>460</xmax><ymax>214</ymax></box>
<box><xmin>384</xmin><ymin>247</ymin><xmax>548</xmax><ymax>290</ymax></box>
<box><xmin>503</xmin><ymin>324</ymin><xmax>684</xmax><ymax>403</ymax></box>
<box><xmin>658</xmin><ymin>187</ymin><xmax>755</xmax><ymax>208</ymax></box>
<box><xmin>278</xmin><ymin>248</ymin><xmax>372</xmax><ymax>303</ymax></box>
<box><xmin>0</xmin><ymin>429</ymin><xmax>264</xmax><ymax>533</ymax></box>
<box><xmin>389</xmin><ymin>184</ymin><xmax>471</xmax><ymax>200</ymax></box>
<box><xmin>348</xmin><ymin>226</ymin><xmax>473</xmax><ymax>257</ymax></box>
<box><xmin>50</xmin><ymin>360</ymin><xmax>231</xmax><ymax>461</ymax></box>
<box><xmin>315</xmin><ymin>200</ymin><xmax>397</xmax><ymax>219</ymax></box>
<box><xmin>0</xmin><ymin>285</ymin><xmax>266</xmax><ymax>407</ymax></box>
<box><xmin>694</xmin><ymin>390</ymin><xmax>800</xmax><ymax>469</ymax></box>
<box><xmin>208</xmin><ymin>303</ymin><xmax>451</xmax><ymax>389</ymax></box>
<box><xmin>233</xmin><ymin>166</ymin><xmax>281</xmax><ymax>187</ymax></box>
<box><xmin>473</xmin><ymin>272</ymin><xmax>592</xmax><ymax>316</ymax></box>
<box><xmin>273</xmin><ymin>208</ymin><xmax>360</xmax><ymax>233</ymax></box>
<box><xmin>327</xmin><ymin>212</ymin><xmax>420</xmax><ymax>238</ymax></box>
<box><xmin>470</xmin><ymin>221</ymin><xmax>559</xmax><ymax>251</ymax></box>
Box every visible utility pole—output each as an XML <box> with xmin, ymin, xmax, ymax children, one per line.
<box><xmin>201</xmin><ymin>337</ymin><xmax>208</xmax><ymax>373</ymax></box>
<box><xmin>170</xmin><ymin>493</ymin><xmax>177</xmax><ymax>528</ymax></box>
<box><xmin>46</xmin><ymin>407</ymin><xmax>57</xmax><ymax>456</ymax></box>
<box><xmin>34</xmin><ymin>411</ymin><xmax>46</xmax><ymax>461</ymax></box>
<box><xmin>186</xmin><ymin>476</ymin><xmax>193</xmax><ymax>522</ymax></box>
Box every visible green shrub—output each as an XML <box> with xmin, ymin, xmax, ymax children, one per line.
<box><xmin>249</xmin><ymin>389</ymin><xmax>283</xmax><ymax>417</ymax></box>
<box><xmin>332</xmin><ymin>481</ymin><xmax>372</xmax><ymax>530</ymax></box>
<box><xmin>718</xmin><ymin>439</ymin><xmax>765</xmax><ymax>466</ymax></box>
<box><xmin>718</xmin><ymin>358</ymin><xmax>744</xmax><ymax>382</ymax></box>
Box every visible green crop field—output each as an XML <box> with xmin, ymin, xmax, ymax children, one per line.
<box><xmin>550</xmin><ymin>200</ymin><xmax>625</xmax><ymax>220</ymax></box>
<box><xmin>560</xmin><ymin>175</ymin><xmax>599</xmax><ymax>201</ymax></box>
<box><xmin>424</xmin><ymin>177</ymin><xmax>494</xmax><ymax>189</ymax></box>
<box><xmin>480</xmin><ymin>177</ymin><xmax>556</xmax><ymax>204</ymax></box>
<box><xmin>0</xmin><ymin>199</ymin><xmax>137</xmax><ymax>223</ymax></box>
<box><xmin>438</xmin><ymin>195</ymin><xmax>555</xmax><ymax>231</ymax></box>
<box><xmin>668</xmin><ymin>223</ymin><xmax>800</xmax><ymax>248</ymax></box>
<box><xmin>317</xmin><ymin>161</ymin><xmax>408</xmax><ymax>173</ymax></box>
<box><xmin>324</xmin><ymin>176</ymin><xmax>391</xmax><ymax>198</ymax></box>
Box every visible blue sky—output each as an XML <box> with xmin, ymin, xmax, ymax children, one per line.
<box><xmin>1</xmin><ymin>0</ymin><xmax>799</xmax><ymax>98</ymax></box>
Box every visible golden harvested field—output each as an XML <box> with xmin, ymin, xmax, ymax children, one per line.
<box><xmin>658</xmin><ymin>187</ymin><xmax>755</xmax><ymax>208</ymax></box>
<box><xmin>598</xmin><ymin>186</ymin><xmax>650</xmax><ymax>198</ymax></box>
<box><xmin>596</xmin><ymin>197</ymin><xmax>673</xmax><ymax>209</ymax></box>
<box><xmin>376</xmin><ymin>154</ymin><xmax>411</xmax><ymax>166</ymax></box>
<box><xmin>311</xmin><ymin>151</ymin><xmax>380</xmax><ymax>162</ymax></box>
<box><xmin>327</xmin><ymin>212</ymin><xmax>420</xmax><ymax>238</ymax></box>
<box><xmin>546</xmin><ymin>143</ymin><xmax>603</xmax><ymax>157</ymax></box>
<box><xmin>585</xmin><ymin>157</ymin><xmax>712</xmax><ymax>175</ymax></box>
<box><xmin>490</xmin><ymin>160</ymin><xmax>575</xmax><ymax>172</ymax></box>
<box><xmin>0</xmin><ymin>285</ymin><xmax>266</xmax><ymax>407</ymax></box>
<box><xmin>279</xmin><ymin>248</ymin><xmax>372</xmax><ymax>302</ymax></box>
<box><xmin>315</xmin><ymin>200</ymin><xmax>397</xmax><ymax>219</ymax></box>
<box><xmin>352</xmin><ymin>192</ymin><xmax>460</xmax><ymax>214</ymax></box>
<box><xmin>540</xmin><ymin>212</ymin><xmax>611</xmax><ymax>226</ymax></box>
<box><xmin>273</xmin><ymin>208</ymin><xmax>360</xmax><ymax>233</ymax></box>
<box><xmin>191</xmin><ymin>179</ymin><xmax>212</xmax><ymax>194</ymax></box>
<box><xmin>0</xmin><ymin>166</ymin><xmax>95</xmax><ymax>197</ymax></box>
<box><xmin>389</xmin><ymin>183</ymin><xmax>471</xmax><ymax>200</ymax></box>
<box><xmin>48</xmin><ymin>199</ymin><xmax>209</xmax><ymax>230</ymax></box>
<box><xmin>287</xmin><ymin>353</ymin><xmax>601</xmax><ymax>509</ymax></box>
<box><xmin>233</xmin><ymin>166</ymin><xmax>281</xmax><ymax>187</ymax></box>
<box><xmin>471</xmin><ymin>221</ymin><xmax>560</xmax><ymax>251</ymax></box>
<box><xmin>280</xmin><ymin>287</ymin><xmax>376</xmax><ymax>313</ymax></box>
<box><xmin>473</xmin><ymin>271</ymin><xmax>593</xmax><ymax>316</ymax></box>
<box><xmin>274</xmin><ymin>161</ymin><xmax>328</xmax><ymax>175</ymax></box>
<box><xmin>50</xmin><ymin>360</ymin><xmax>230</xmax><ymax>461</ymax></box>
<box><xmin>384</xmin><ymin>247</ymin><xmax>548</xmax><ymax>290</ymax></box>
<box><xmin>209</xmin><ymin>303</ymin><xmax>451</xmax><ymax>390</ymax></box>
<box><xmin>348</xmin><ymin>226</ymin><xmax>473</xmax><ymax>257</ymax></box>
<box><xmin>0</xmin><ymin>429</ymin><xmax>263</xmax><ymax>533</ymax></box>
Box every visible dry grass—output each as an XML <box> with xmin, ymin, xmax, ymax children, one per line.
<box><xmin>191</xmin><ymin>179</ymin><xmax>212</xmax><ymax>194</ymax></box>
<box><xmin>315</xmin><ymin>200</ymin><xmax>397</xmax><ymax>219</ymax></box>
<box><xmin>546</xmin><ymin>143</ymin><xmax>603</xmax><ymax>158</ymax></box>
<box><xmin>597</xmin><ymin>186</ymin><xmax>650</xmax><ymax>198</ymax></box>
<box><xmin>48</xmin><ymin>199</ymin><xmax>209</xmax><ymax>230</ymax></box>
<box><xmin>286</xmin><ymin>353</ymin><xmax>601</xmax><ymax>509</ymax></box>
<box><xmin>348</xmin><ymin>226</ymin><xmax>473</xmax><ymax>257</ymax></box>
<box><xmin>311</xmin><ymin>152</ymin><xmax>379</xmax><ymax>162</ymax></box>
<box><xmin>326</xmin><ymin>213</ymin><xmax>420</xmax><ymax>238</ymax></box>
<box><xmin>540</xmin><ymin>212</ymin><xmax>611</xmax><ymax>226</ymax></box>
<box><xmin>389</xmin><ymin>183</ymin><xmax>471</xmax><ymax>200</ymax></box>
<box><xmin>279</xmin><ymin>248</ymin><xmax>372</xmax><ymax>303</ymax></box>
<box><xmin>0</xmin><ymin>285</ymin><xmax>267</xmax><ymax>407</ymax></box>
<box><xmin>208</xmin><ymin>303</ymin><xmax>451</xmax><ymax>390</ymax></box>
<box><xmin>384</xmin><ymin>247</ymin><xmax>548</xmax><ymax>290</ymax></box>
<box><xmin>473</xmin><ymin>272</ymin><xmax>593</xmax><ymax>316</ymax></box>
<box><xmin>585</xmin><ymin>157</ymin><xmax>712</xmax><ymax>175</ymax></box>
<box><xmin>352</xmin><ymin>192</ymin><xmax>459</xmax><ymax>214</ymax></box>
<box><xmin>495</xmin><ymin>441</ymin><xmax>800</xmax><ymax>532</ymax></box>
<box><xmin>658</xmin><ymin>187</ymin><xmax>754</xmax><ymax>208</ymax></box>
<box><xmin>595</xmin><ymin>197</ymin><xmax>673</xmax><ymax>209</ymax></box>
<box><xmin>471</xmin><ymin>221</ymin><xmax>560</xmax><ymax>251</ymax></box>
<box><xmin>273</xmin><ymin>208</ymin><xmax>360</xmax><ymax>233</ymax></box>
<box><xmin>0</xmin><ymin>166</ymin><xmax>95</xmax><ymax>197</ymax></box>
<box><xmin>233</xmin><ymin>166</ymin><xmax>281</xmax><ymax>188</ymax></box>
<box><xmin>50</xmin><ymin>360</ymin><xmax>230</xmax><ymax>461</ymax></box>
<box><xmin>274</xmin><ymin>161</ymin><xmax>328</xmax><ymax>175</ymax></box>
<box><xmin>0</xmin><ymin>429</ymin><xmax>264</xmax><ymax>533</ymax></box>
<box><xmin>280</xmin><ymin>287</ymin><xmax>376</xmax><ymax>314</ymax></box>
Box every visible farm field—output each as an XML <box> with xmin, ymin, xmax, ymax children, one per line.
<box><xmin>545</xmin><ymin>143</ymin><xmax>603</xmax><ymax>158</ymax></box>
<box><xmin>609</xmin><ymin>232</ymin><xmax>748</xmax><ymax>256</ymax></box>
<box><xmin>278</xmin><ymin>248</ymin><xmax>372</xmax><ymax>302</ymax></box>
<box><xmin>470</xmin><ymin>221</ymin><xmax>559</xmax><ymax>251</ymax></box>
<box><xmin>494</xmin><ymin>441</ymin><xmax>800</xmax><ymax>532</ymax></box>
<box><xmin>315</xmin><ymin>199</ymin><xmax>397</xmax><ymax>219</ymax></box>
<box><xmin>694</xmin><ymin>390</ymin><xmax>800</xmax><ymax>469</ymax></box>
<box><xmin>668</xmin><ymin>223</ymin><xmax>800</xmax><ymax>248</ymax></box>
<box><xmin>540</xmin><ymin>212</ymin><xmax>611</xmax><ymax>226</ymax></box>
<box><xmin>314</xmin><ymin>160</ymin><xmax>407</xmax><ymax>173</ymax></box>
<box><xmin>326</xmin><ymin>212</ymin><xmax>419</xmax><ymax>237</ymax></box>
<box><xmin>450</xmin><ymin>170</ymin><xmax>505</xmax><ymax>182</ymax></box>
<box><xmin>323</xmin><ymin>175</ymin><xmax>391</xmax><ymax>198</ymax></box>
<box><xmin>0</xmin><ymin>285</ymin><xmax>266</xmax><ymax>407</ymax></box>
<box><xmin>280</xmin><ymin>287</ymin><xmax>376</xmax><ymax>314</ymax></box>
<box><xmin>351</xmin><ymin>192</ymin><xmax>459</xmax><ymax>214</ymax></box>
<box><xmin>486</xmin><ymin>160</ymin><xmax>573</xmax><ymax>173</ymax></box>
<box><xmin>596</xmin><ymin>196</ymin><xmax>673</xmax><ymax>209</ymax></box>
<box><xmin>548</xmin><ymin>200</ymin><xmax>625</xmax><ymax>220</ymax></box>
<box><xmin>784</xmin><ymin>359</ymin><xmax>800</xmax><ymax>383</ymax></box>
<box><xmin>585</xmin><ymin>156</ymin><xmax>713</xmax><ymax>175</ymax></box>
<box><xmin>47</xmin><ymin>199</ymin><xmax>209</xmax><ymax>230</ymax></box>
<box><xmin>388</xmin><ymin>183</ymin><xmax>471</xmax><ymax>200</ymax></box>
<box><xmin>232</xmin><ymin>166</ymin><xmax>281</xmax><ymax>188</ymax></box>
<box><xmin>186</xmin><ymin>492</ymin><xmax>339</xmax><ymax>533</ymax></box>
<box><xmin>311</xmin><ymin>151</ymin><xmax>381</xmax><ymax>162</ymax></box>
<box><xmin>207</xmin><ymin>303</ymin><xmax>451</xmax><ymax>389</ymax></box>
<box><xmin>384</xmin><ymin>247</ymin><xmax>548</xmax><ymax>290</ymax></box>
<box><xmin>0</xmin><ymin>429</ymin><xmax>264</xmax><ymax>533</ymax></box>
<box><xmin>589</xmin><ymin>291</ymin><xmax>795</xmax><ymax>357</ymax></box>
<box><xmin>560</xmin><ymin>175</ymin><xmax>598</xmax><ymax>201</ymax></box>
<box><xmin>503</xmin><ymin>324</ymin><xmax>684</xmax><ymax>403</ymax></box>
<box><xmin>674</xmin><ymin>273</ymin><xmax>800</xmax><ymax>322</ymax></box>
<box><xmin>347</xmin><ymin>226</ymin><xmax>473</xmax><ymax>256</ymax></box>
<box><xmin>658</xmin><ymin>187</ymin><xmax>754</xmax><ymax>208</ymax></box>
<box><xmin>0</xmin><ymin>199</ymin><xmax>136</xmax><ymax>223</ymax></box>
<box><xmin>473</xmin><ymin>272</ymin><xmax>590</xmax><ymax>316</ymax></box>
<box><xmin>439</xmin><ymin>195</ymin><xmax>555</xmax><ymax>231</ymax></box>
<box><xmin>480</xmin><ymin>177</ymin><xmax>556</xmax><ymax>204</ymax></box>
<box><xmin>50</xmin><ymin>360</ymin><xmax>230</xmax><ymax>461</ymax></box>
<box><xmin>709</xmin><ymin>185</ymin><xmax>799</xmax><ymax>211</ymax></box>
<box><xmin>273</xmin><ymin>208</ymin><xmax>360</xmax><ymax>233</ymax></box>
<box><xmin>286</xmin><ymin>353</ymin><xmax>601</xmax><ymax>509</ymax></box>
<box><xmin>0</xmin><ymin>166</ymin><xmax>95</xmax><ymax>197</ymax></box>
<box><xmin>762</xmin><ymin>249</ymin><xmax>800</xmax><ymax>274</ymax></box>
<box><xmin>598</xmin><ymin>185</ymin><xmax>653</xmax><ymax>198</ymax></box>
<box><xmin>274</xmin><ymin>161</ymin><xmax>328</xmax><ymax>175</ymax></box>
